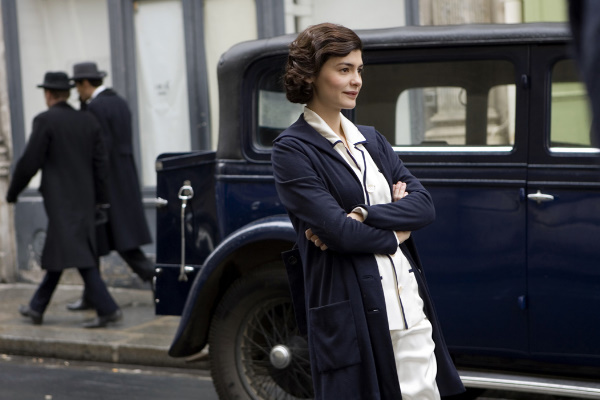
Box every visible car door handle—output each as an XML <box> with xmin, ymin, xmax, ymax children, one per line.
<box><xmin>527</xmin><ymin>190</ymin><xmax>554</xmax><ymax>204</ymax></box>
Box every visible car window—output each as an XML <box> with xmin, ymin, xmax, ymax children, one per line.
<box><xmin>254</xmin><ymin>58</ymin><xmax>516</xmax><ymax>153</ymax></box>
<box><xmin>549</xmin><ymin>59</ymin><xmax>594</xmax><ymax>152</ymax></box>
<box><xmin>256</xmin><ymin>89</ymin><xmax>304</xmax><ymax>148</ymax></box>
<box><xmin>356</xmin><ymin>59</ymin><xmax>516</xmax><ymax>152</ymax></box>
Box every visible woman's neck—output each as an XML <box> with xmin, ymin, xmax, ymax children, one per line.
<box><xmin>306</xmin><ymin>104</ymin><xmax>343</xmax><ymax>137</ymax></box>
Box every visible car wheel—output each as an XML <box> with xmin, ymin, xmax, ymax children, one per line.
<box><xmin>209</xmin><ymin>264</ymin><xmax>314</xmax><ymax>400</ymax></box>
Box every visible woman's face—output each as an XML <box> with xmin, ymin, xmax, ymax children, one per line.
<box><xmin>307</xmin><ymin>49</ymin><xmax>363</xmax><ymax>114</ymax></box>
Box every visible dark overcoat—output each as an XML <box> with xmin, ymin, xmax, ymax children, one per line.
<box><xmin>86</xmin><ymin>89</ymin><xmax>151</xmax><ymax>252</ymax></box>
<box><xmin>6</xmin><ymin>101</ymin><xmax>108</xmax><ymax>270</ymax></box>
<box><xmin>272</xmin><ymin>116</ymin><xmax>464</xmax><ymax>399</ymax></box>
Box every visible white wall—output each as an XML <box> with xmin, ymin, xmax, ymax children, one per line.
<box><xmin>294</xmin><ymin>0</ymin><xmax>406</xmax><ymax>31</ymax></box>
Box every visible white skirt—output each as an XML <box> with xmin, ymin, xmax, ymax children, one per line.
<box><xmin>390</xmin><ymin>318</ymin><xmax>440</xmax><ymax>400</ymax></box>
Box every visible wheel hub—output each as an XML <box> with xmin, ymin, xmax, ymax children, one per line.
<box><xmin>269</xmin><ymin>344</ymin><xmax>292</xmax><ymax>369</ymax></box>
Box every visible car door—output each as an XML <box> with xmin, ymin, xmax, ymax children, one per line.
<box><xmin>356</xmin><ymin>45</ymin><xmax>530</xmax><ymax>356</ymax></box>
<box><xmin>527</xmin><ymin>45</ymin><xmax>600</xmax><ymax>363</ymax></box>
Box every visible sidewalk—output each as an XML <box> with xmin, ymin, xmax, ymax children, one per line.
<box><xmin>0</xmin><ymin>283</ymin><xmax>209</xmax><ymax>370</ymax></box>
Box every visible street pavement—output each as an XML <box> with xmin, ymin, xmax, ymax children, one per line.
<box><xmin>0</xmin><ymin>283</ymin><xmax>210</xmax><ymax>370</ymax></box>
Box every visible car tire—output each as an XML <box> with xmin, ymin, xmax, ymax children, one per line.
<box><xmin>208</xmin><ymin>264</ymin><xmax>314</xmax><ymax>400</ymax></box>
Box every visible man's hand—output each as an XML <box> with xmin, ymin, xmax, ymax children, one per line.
<box><xmin>305</xmin><ymin>228</ymin><xmax>328</xmax><ymax>250</ymax></box>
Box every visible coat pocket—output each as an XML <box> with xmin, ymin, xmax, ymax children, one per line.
<box><xmin>309</xmin><ymin>300</ymin><xmax>362</xmax><ymax>372</ymax></box>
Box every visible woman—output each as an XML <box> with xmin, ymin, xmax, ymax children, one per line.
<box><xmin>272</xmin><ymin>23</ymin><xmax>465</xmax><ymax>399</ymax></box>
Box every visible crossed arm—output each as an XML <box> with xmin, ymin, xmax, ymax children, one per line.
<box><xmin>305</xmin><ymin>180</ymin><xmax>411</xmax><ymax>251</ymax></box>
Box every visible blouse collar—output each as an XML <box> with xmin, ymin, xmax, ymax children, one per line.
<box><xmin>303</xmin><ymin>106</ymin><xmax>367</xmax><ymax>147</ymax></box>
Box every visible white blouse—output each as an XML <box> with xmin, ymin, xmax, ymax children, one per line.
<box><xmin>303</xmin><ymin>107</ymin><xmax>426</xmax><ymax>330</ymax></box>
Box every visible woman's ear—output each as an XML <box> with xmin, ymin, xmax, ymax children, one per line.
<box><xmin>305</xmin><ymin>76</ymin><xmax>314</xmax><ymax>84</ymax></box>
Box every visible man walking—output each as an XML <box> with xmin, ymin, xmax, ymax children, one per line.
<box><xmin>7</xmin><ymin>71</ymin><xmax>122</xmax><ymax>328</ymax></box>
<box><xmin>68</xmin><ymin>62</ymin><xmax>154</xmax><ymax>311</ymax></box>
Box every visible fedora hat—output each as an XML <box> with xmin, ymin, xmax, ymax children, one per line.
<box><xmin>71</xmin><ymin>62</ymin><xmax>107</xmax><ymax>81</ymax></box>
<box><xmin>37</xmin><ymin>71</ymin><xmax>73</xmax><ymax>90</ymax></box>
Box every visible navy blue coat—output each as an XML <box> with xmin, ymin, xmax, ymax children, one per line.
<box><xmin>272</xmin><ymin>116</ymin><xmax>464</xmax><ymax>399</ymax></box>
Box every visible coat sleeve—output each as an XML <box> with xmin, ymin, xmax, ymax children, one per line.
<box><xmin>358</xmin><ymin>131</ymin><xmax>436</xmax><ymax>232</ymax></box>
<box><xmin>91</xmin><ymin>119</ymin><xmax>110</xmax><ymax>205</ymax></box>
<box><xmin>272</xmin><ymin>138</ymin><xmax>398</xmax><ymax>255</ymax></box>
<box><xmin>6</xmin><ymin>116</ymin><xmax>50</xmax><ymax>203</ymax></box>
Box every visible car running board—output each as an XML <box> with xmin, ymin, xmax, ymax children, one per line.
<box><xmin>459</xmin><ymin>369</ymin><xmax>600</xmax><ymax>399</ymax></box>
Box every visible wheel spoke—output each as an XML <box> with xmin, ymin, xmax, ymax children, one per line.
<box><xmin>263</xmin><ymin>308</ymin><xmax>281</xmax><ymax>343</ymax></box>
<box><xmin>287</xmin><ymin>351</ymin><xmax>310</xmax><ymax>364</ymax></box>
<box><xmin>241</xmin><ymin>334</ymin><xmax>271</xmax><ymax>356</ymax></box>
<box><xmin>241</xmin><ymin>358</ymin><xmax>271</xmax><ymax>367</ymax></box>
<box><xmin>248</xmin><ymin>316</ymin><xmax>275</xmax><ymax>348</ymax></box>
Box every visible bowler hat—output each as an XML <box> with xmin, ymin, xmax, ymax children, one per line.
<box><xmin>37</xmin><ymin>72</ymin><xmax>73</xmax><ymax>90</ymax></box>
<box><xmin>71</xmin><ymin>62</ymin><xmax>107</xmax><ymax>81</ymax></box>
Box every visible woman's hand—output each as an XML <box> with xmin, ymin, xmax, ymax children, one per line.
<box><xmin>305</xmin><ymin>228</ymin><xmax>328</xmax><ymax>250</ymax></box>
<box><xmin>393</xmin><ymin>182</ymin><xmax>411</xmax><ymax>243</ymax></box>
<box><xmin>347</xmin><ymin>211</ymin><xmax>365</xmax><ymax>222</ymax></box>
<box><xmin>392</xmin><ymin>181</ymin><xmax>409</xmax><ymax>202</ymax></box>
<box><xmin>305</xmin><ymin>211</ymin><xmax>364</xmax><ymax>251</ymax></box>
<box><xmin>395</xmin><ymin>230</ymin><xmax>411</xmax><ymax>244</ymax></box>
<box><xmin>305</xmin><ymin>182</ymin><xmax>409</xmax><ymax>251</ymax></box>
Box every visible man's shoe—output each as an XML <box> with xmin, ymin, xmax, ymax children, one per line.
<box><xmin>82</xmin><ymin>309</ymin><xmax>123</xmax><ymax>329</ymax></box>
<box><xmin>19</xmin><ymin>305</ymin><xmax>43</xmax><ymax>325</ymax></box>
<box><xmin>66</xmin><ymin>298</ymin><xmax>94</xmax><ymax>311</ymax></box>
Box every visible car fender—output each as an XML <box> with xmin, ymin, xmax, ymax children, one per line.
<box><xmin>168</xmin><ymin>214</ymin><xmax>296</xmax><ymax>357</ymax></box>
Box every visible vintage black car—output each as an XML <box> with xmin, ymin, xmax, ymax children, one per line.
<box><xmin>154</xmin><ymin>23</ymin><xmax>600</xmax><ymax>399</ymax></box>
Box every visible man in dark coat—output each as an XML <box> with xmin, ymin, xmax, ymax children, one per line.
<box><xmin>67</xmin><ymin>62</ymin><xmax>154</xmax><ymax>311</ymax></box>
<box><xmin>6</xmin><ymin>71</ymin><xmax>122</xmax><ymax>328</ymax></box>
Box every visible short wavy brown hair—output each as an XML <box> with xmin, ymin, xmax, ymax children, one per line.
<box><xmin>284</xmin><ymin>23</ymin><xmax>362</xmax><ymax>104</ymax></box>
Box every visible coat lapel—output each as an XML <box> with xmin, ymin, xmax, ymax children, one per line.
<box><xmin>358</xmin><ymin>125</ymin><xmax>392</xmax><ymax>184</ymax></box>
<box><xmin>277</xmin><ymin>116</ymin><xmax>363</xmax><ymax>187</ymax></box>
